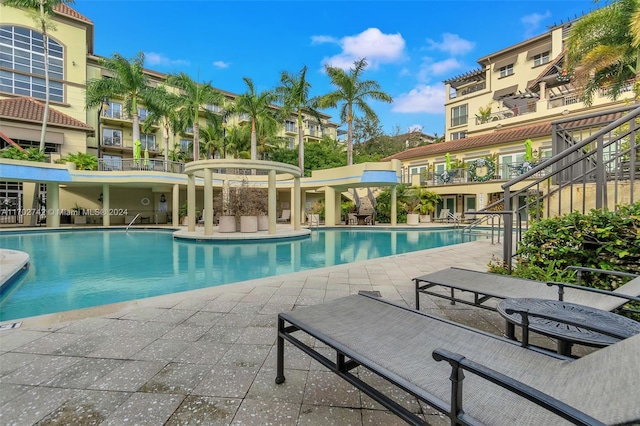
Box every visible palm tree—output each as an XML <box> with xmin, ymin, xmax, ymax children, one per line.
<box><xmin>317</xmin><ymin>58</ymin><xmax>393</xmax><ymax>165</ymax></box>
<box><xmin>86</xmin><ymin>52</ymin><xmax>153</xmax><ymax>151</ymax></box>
<box><xmin>233</xmin><ymin>77</ymin><xmax>277</xmax><ymax>160</ymax></box>
<box><xmin>275</xmin><ymin>65</ymin><xmax>323</xmax><ymax>174</ymax></box>
<box><xmin>566</xmin><ymin>0</ymin><xmax>640</xmax><ymax>105</ymax></box>
<box><xmin>166</xmin><ymin>72</ymin><xmax>224</xmax><ymax>161</ymax></box>
<box><xmin>4</xmin><ymin>0</ymin><xmax>74</xmax><ymax>152</ymax></box>
<box><xmin>255</xmin><ymin>114</ymin><xmax>281</xmax><ymax>160</ymax></box>
<box><xmin>199</xmin><ymin>122</ymin><xmax>224</xmax><ymax>159</ymax></box>
<box><xmin>142</xmin><ymin>85</ymin><xmax>182</xmax><ymax>168</ymax></box>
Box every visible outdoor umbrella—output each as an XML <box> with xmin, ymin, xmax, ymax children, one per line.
<box><xmin>524</xmin><ymin>139</ymin><xmax>534</xmax><ymax>162</ymax></box>
<box><xmin>133</xmin><ymin>140</ymin><xmax>141</xmax><ymax>164</ymax></box>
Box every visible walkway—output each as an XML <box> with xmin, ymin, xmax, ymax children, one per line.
<box><xmin>0</xmin><ymin>239</ymin><xmax>545</xmax><ymax>425</ymax></box>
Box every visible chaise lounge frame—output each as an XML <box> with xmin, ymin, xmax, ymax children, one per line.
<box><xmin>414</xmin><ymin>266</ymin><xmax>640</xmax><ymax>312</ymax></box>
<box><xmin>276</xmin><ymin>293</ymin><xmax>639</xmax><ymax>425</ymax></box>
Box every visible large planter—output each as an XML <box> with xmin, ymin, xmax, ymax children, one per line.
<box><xmin>240</xmin><ymin>215</ymin><xmax>258</xmax><ymax>233</ymax></box>
<box><xmin>73</xmin><ymin>215</ymin><xmax>87</xmax><ymax>225</ymax></box>
<box><xmin>406</xmin><ymin>213</ymin><xmax>420</xmax><ymax>226</ymax></box>
<box><xmin>419</xmin><ymin>214</ymin><xmax>431</xmax><ymax>223</ymax></box>
<box><xmin>257</xmin><ymin>215</ymin><xmax>269</xmax><ymax>231</ymax></box>
<box><xmin>219</xmin><ymin>215</ymin><xmax>236</xmax><ymax>233</ymax></box>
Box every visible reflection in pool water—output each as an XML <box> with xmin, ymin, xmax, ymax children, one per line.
<box><xmin>0</xmin><ymin>229</ymin><xmax>475</xmax><ymax>320</ymax></box>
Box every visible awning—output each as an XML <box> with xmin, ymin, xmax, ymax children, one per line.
<box><xmin>492</xmin><ymin>56</ymin><xmax>517</xmax><ymax>70</ymax></box>
<box><xmin>1</xmin><ymin>125</ymin><xmax>64</xmax><ymax>144</ymax></box>
<box><xmin>527</xmin><ymin>43</ymin><xmax>552</xmax><ymax>60</ymax></box>
<box><xmin>493</xmin><ymin>85</ymin><xmax>518</xmax><ymax>100</ymax></box>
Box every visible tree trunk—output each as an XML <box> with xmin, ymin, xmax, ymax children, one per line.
<box><xmin>347</xmin><ymin>105</ymin><xmax>354</xmax><ymax>165</ymax></box>
<box><xmin>250</xmin><ymin>118</ymin><xmax>257</xmax><ymax>160</ymax></box>
<box><xmin>193</xmin><ymin>121</ymin><xmax>200</xmax><ymax>161</ymax></box>
<box><xmin>297</xmin><ymin>111</ymin><xmax>304</xmax><ymax>175</ymax></box>
<box><xmin>163</xmin><ymin>121</ymin><xmax>169</xmax><ymax>172</ymax></box>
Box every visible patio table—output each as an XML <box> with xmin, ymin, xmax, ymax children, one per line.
<box><xmin>497</xmin><ymin>297</ymin><xmax>640</xmax><ymax>356</ymax></box>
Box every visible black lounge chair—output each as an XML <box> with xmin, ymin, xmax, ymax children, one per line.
<box><xmin>414</xmin><ymin>266</ymin><xmax>640</xmax><ymax>312</ymax></box>
<box><xmin>276</xmin><ymin>293</ymin><xmax>640</xmax><ymax>425</ymax></box>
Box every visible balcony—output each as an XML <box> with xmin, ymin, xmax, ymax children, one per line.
<box><xmin>414</xmin><ymin>162</ymin><xmax>550</xmax><ymax>186</ymax></box>
<box><xmin>284</xmin><ymin>125</ymin><xmax>298</xmax><ymax>135</ymax></box>
<box><xmin>98</xmin><ymin>158</ymin><xmax>185</xmax><ymax>173</ymax></box>
<box><xmin>475</xmin><ymin>102</ymin><xmax>537</xmax><ymax>125</ymax></box>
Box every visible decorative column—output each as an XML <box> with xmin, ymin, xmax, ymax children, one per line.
<box><xmin>324</xmin><ymin>186</ymin><xmax>336</xmax><ymax>226</ymax></box>
<box><xmin>391</xmin><ymin>186</ymin><xmax>397</xmax><ymax>226</ymax></box>
<box><xmin>172</xmin><ymin>184</ymin><xmax>179</xmax><ymax>226</ymax></box>
<box><xmin>268</xmin><ymin>169</ymin><xmax>276</xmax><ymax>234</ymax></box>
<box><xmin>294</xmin><ymin>177</ymin><xmax>301</xmax><ymax>230</ymax></box>
<box><xmin>102</xmin><ymin>184</ymin><xmax>110</xmax><ymax>226</ymax></box>
<box><xmin>204</xmin><ymin>168</ymin><xmax>213</xmax><ymax>235</ymax></box>
<box><xmin>187</xmin><ymin>173</ymin><xmax>196</xmax><ymax>231</ymax></box>
<box><xmin>46</xmin><ymin>183</ymin><xmax>60</xmax><ymax>228</ymax></box>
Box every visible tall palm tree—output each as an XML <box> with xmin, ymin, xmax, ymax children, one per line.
<box><xmin>86</xmin><ymin>52</ymin><xmax>152</xmax><ymax>149</ymax></box>
<box><xmin>199</xmin><ymin>122</ymin><xmax>224</xmax><ymax>159</ymax></box>
<box><xmin>566</xmin><ymin>0</ymin><xmax>640</xmax><ymax>105</ymax></box>
<box><xmin>4</xmin><ymin>0</ymin><xmax>74</xmax><ymax>152</ymax></box>
<box><xmin>142</xmin><ymin>85</ymin><xmax>182</xmax><ymax>168</ymax></box>
<box><xmin>317</xmin><ymin>58</ymin><xmax>393</xmax><ymax>165</ymax></box>
<box><xmin>166</xmin><ymin>72</ymin><xmax>224</xmax><ymax>161</ymax></box>
<box><xmin>233</xmin><ymin>77</ymin><xmax>277</xmax><ymax>160</ymax></box>
<box><xmin>275</xmin><ymin>65</ymin><xmax>323</xmax><ymax>173</ymax></box>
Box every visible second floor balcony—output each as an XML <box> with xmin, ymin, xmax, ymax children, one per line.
<box><xmin>410</xmin><ymin>161</ymin><xmax>550</xmax><ymax>186</ymax></box>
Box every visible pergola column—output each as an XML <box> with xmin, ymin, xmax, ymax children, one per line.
<box><xmin>294</xmin><ymin>177</ymin><xmax>301</xmax><ymax>230</ymax></box>
<box><xmin>172</xmin><ymin>184</ymin><xmax>179</xmax><ymax>226</ymax></box>
<box><xmin>204</xmin><ymin>168</ymin><xmax>213</xmax><ymax>235</ymax></box>
<box><xmin>102</xmin><ymin>184</ymin><xmax>110</xmax><ymax>226</ymax></box>
<box><xmin>324</xmin><ymin>186</ymin><xmax>336</xmax><ymax>226</ymax></box>
<box><xmin>46</xmin><ymin>183</ymin><xmax>60</xmax><ymax>227</ymax></box>
<box><xmin>187</xmin><ymin>173</ymin><xmax>196</xmax><ymax>231</ymax></box>
<box><xmin>391</xmin><ymin>186</ymin><xmax>397</xmax><ymax>226</ymax></box>
<box><xmin>268</xmin><ymin>169</ymin><xmax>276</xmax><ymax>234</ymax></box>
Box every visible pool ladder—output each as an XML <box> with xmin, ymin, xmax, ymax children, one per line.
<box><xmin>126</xmin><ymin>213</ymin><xmax>140</xmax><ymax>231</ymax></box>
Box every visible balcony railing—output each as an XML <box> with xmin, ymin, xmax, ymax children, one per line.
<box><xmin>459</xmin><ymin>82</ymin><xmax>486</xmax><ymax>96</ymax></box>
<box><xmin>98</xmin><ymin>158</ymin><xmax>185</xmax><ymax>173</ymax></box>
<box><xmin>475</xmin><ymin>103</ymin><xmax>537</xmax><ymax>125</ymax></box>
<box><xmin>414</xmin><ymin>162</ymin><xmax>550</xmax><ymax>186</ymax></box>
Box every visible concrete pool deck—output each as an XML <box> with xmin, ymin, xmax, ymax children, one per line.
<box><xmin>0</xmin><ymin>238</ymin><xmax>560</xmax><ymax>425</ymax></box>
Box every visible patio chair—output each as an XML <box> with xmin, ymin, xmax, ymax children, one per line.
<box><xmin>277</xmin><ymin>209</ymin><xmax>290</xmax><ymax>223</ymax></box>
<box><xmin>414</xmin><ymin>266</ymin><xmax>640</xmax><ymax>312</ymax></box>
<box><xmin>276</xmin><ymin>293</ymin><xmax>640</xmax><ymax>425</ymax></box>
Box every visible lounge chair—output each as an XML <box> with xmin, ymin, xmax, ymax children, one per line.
<box><xmin>414</xmin><ymin>266</ymin><xmax>640</xmax><ymax>312</ymax></box>
<box><xmin>277</xmin><ymin>209</ymin><xmax>290</xmax><ymax>223</ymax></box>
<box><xmin>276</xmin><ymin>293</ymin><xmax>640</xmax><ymax>425</ymax></box>
<box><xmin>434</xmin><ymin>208</ymin><xmax>449</xmax><ymax>223</ymax></box>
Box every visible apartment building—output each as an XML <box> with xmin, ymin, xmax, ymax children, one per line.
<box><xmin>385</xmin><ymin>18</ymin><xmax>636</xmax><ymax>220</ymax></box>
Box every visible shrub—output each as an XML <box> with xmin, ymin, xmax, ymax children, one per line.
<box><xmin>500</xmin><ymin>201</ymin><xmax>640</xmax><ymax>290</ymax></box>
<box><xmin>0</xmin><ymin>147</ymin><xmax>46</xmax><ymax>162</ymax></box>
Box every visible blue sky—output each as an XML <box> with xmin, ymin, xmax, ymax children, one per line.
<box><xmin>73</xmin><ymin>0</ymin><xmax>596</xmax><ymax>137</ymax></box>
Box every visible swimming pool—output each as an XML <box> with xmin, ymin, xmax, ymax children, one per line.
<box><xmin>0</xmin><ymin>228</ymin><xmax>477</xmax><ymax>320</ymax></box>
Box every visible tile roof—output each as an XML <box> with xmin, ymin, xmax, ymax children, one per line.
<box><xmin>382</xmin><ymin>109</ymin><xmax>624</xmax><ymax>162</ymax></box>
<box><xmin>0</xmin><ymin>97</ymin><xmax>93</xmax><ymax>131</ymax></box>
<box><xmin>53</xmin><ymin>3</ymin><xmax>92</xmax><ymax>24</ymax></box>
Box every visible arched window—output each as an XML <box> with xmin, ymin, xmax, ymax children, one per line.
<box><xmin>0</xmin><ymin>25</ymin><xmax>64</xmax><ymax>102</ymax></box>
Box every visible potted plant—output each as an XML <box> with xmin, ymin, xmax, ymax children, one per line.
<box><xmin>404</xmin><ymin>193</ymin><xmax>420</xmax><ymax>226</ymax></box>
<box><xmin>72</xmin><ymin>203</ymin><xmax>87</xmax><ymax>224</ymax></box>
<box><xmin>412</xmin><ymin>187</ymin><xmax>441</xmax><ymax>223</ymax></box>
<box><xmin>215</xmin><ymin>188</ymin><xmax>236</xmax><ymax>233</ymax></box>
<box><xmin>308</xmin><ymin>200</ymin><xmax>324</xmax><ymax>225</ymax></box>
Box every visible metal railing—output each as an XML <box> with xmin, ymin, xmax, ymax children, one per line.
<box><xmin>98</xmin><ymin>158</ymin><xmax>185</xmax><ymax>173</ymax></box>
<box><xmin>498</xmin><ymin>103</ymin><xmax>639</xmax><ymax>270</ymax></box>
<box><xmin>416</xmin><ymin>162</ymin><xmax>550</xmax><ymax>186</ymax></box>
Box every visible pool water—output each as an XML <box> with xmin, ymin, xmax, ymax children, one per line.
<box><xmin>0</xmin><ymin>229</ymin><xmax>476</xmax><ymax>320</ymax></box>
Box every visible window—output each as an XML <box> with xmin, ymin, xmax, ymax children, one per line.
<box><xmin>533</xmin><ymin>51</ymin><xmax>550</xmax><ymax>67</ymax></box>
<box><xmin>0</xmin><ymin>26</ymin><xmax>64</xmax><ymax>102</ymax></box>
<box><xmin>185</xmin><ymin>126</ymin><xmax>194</xmax><ymax>134</ymax></box>
<box><xmin>140</xmin><ymin>134</ymin><xmax>156</xmax><ymax>151</ymax></box>
<box><xmin>102</xmin><ymin>129</ymin><xmax>122</xmax><ymax>146</ymax></box>
<box><xmin>286</xmin><ymin>137</ymin><xmax>295</xmax><ymax>149</ymax></box>
<box><xmin>138</xmin><ymin>107</ymin><xmax>148</xmax><ymax>120</ymax></box>
<box><xmin>103</xmin><ymin>102</ymin><xmax>123</xmax><ymax>119</ymax></box>
<box><xmin>206</xmin><ymin>104</ymin><xmax>221</xmax><ymax>113</ymax></box>
<box><xmin>450</xmin><ymin>105</ymin><xmax>468</xmax><ymax>127</ymax></box>
<box><xmin>450</xmin><ymin>131</ymin><xmax>466</xmax><ymax>140</ymax></box>
<box><xmin>499</xmin><ymin>64</ymin><xmax>514</xmax><ymax>78</ymax></box>
<box><xmin>180</xmin><ymin>139</ymin><xmax>191</xmax><ymax>153</ymax></box>
<box><xmin>285</xmin><ymin>121</ymin><xmax>296</xmax><ymax>132</ymax></box>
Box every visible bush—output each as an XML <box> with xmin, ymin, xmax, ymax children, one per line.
<box><xmin>0</xmin><ymin>147</ymin><xmax>46</xmax><ymax>162</ymax></box>
<box><xmin>498</xmin><ymin>201</ymin><xmax>640</xmax><ymax>290</ymax></box>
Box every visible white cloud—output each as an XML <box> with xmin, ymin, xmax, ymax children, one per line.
<box><xmin>319</xmin><ymin>28</ymin><xmax>406</xmax><ymax>70</ymax></box>
<box><xmin>213</xmin><ymin>60</ymin><xmax>230</xmax><ymax>69</ymax></box>
<box><xmin>417</xmin><ymin>58</ymin><xmax>463</xmax><ymax>81</ymax></box>
<box><xmin>311</xmin><ymin>35</ymin><xmax>338</xmax><ymax>45</ymax></box>
<box><xmin>426</xmin><ymin>33</ymin><xmax>475</xmax><ymax>56</ymax></box>
<box><xmin>521</xmin><ymin>11</ymin><xmax>551</xmax><ymax>37</ymax></box>
<box><xmin>145</xmin><ymin>52</ymin><xmax>190</xmax><ymax>67</ymax></box>
<box><xmin>392</xmin><ymin>84</ymin><xmax>446</xmax><ymax>114</ymax></box>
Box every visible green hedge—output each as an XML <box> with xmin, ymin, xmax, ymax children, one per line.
<box><xmin>511</xmin><ymin>201</ymin><xmax>640</xmax><ymax>290</ymax></box>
